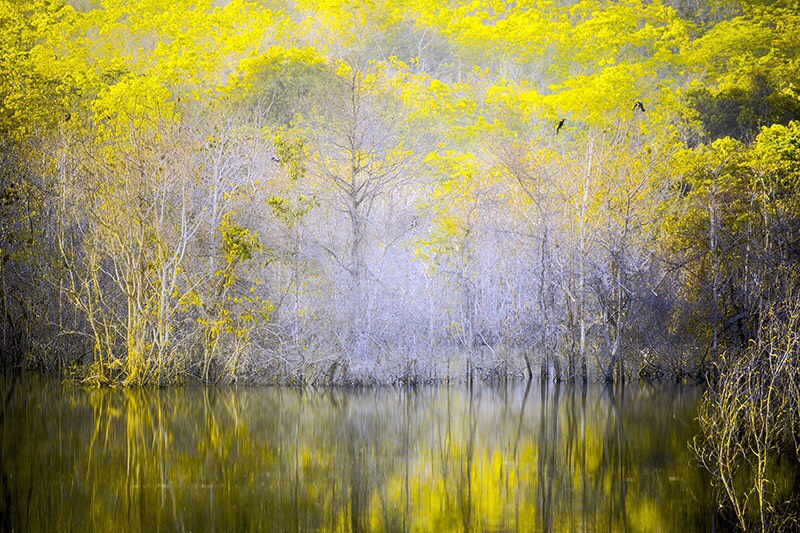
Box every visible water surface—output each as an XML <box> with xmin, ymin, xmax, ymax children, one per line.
<box><xmin>0</xmin><ymin>375</ymin><xmax>730</xmax><ymax>531</ymax></box>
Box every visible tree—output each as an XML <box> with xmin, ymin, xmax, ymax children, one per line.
<box><xmin>301</xmin><ymin>60</ymin><xmax>417</xmax><ymax>359</ymax></box>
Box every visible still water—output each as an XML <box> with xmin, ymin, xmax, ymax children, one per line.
<box><xmin>0</xmin><ymin>375</ymin><xmax>731</xmax><ymax>532</ymax></box>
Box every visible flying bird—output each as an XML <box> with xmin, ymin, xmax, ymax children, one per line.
<box><xmin>556</xmin><ymin>118</ymin><xmax>565</xmax><ymax>134</ymax></box>
<box><xmin>633</xmin><ymin>101</ymin><xmax>645</xmax><ymax>113</ymax></box>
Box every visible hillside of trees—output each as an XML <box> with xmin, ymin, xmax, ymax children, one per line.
<box><xmin>1</xmin><ymin>0</ymin><xmax>798</xmax><ymax>386</ymax></box>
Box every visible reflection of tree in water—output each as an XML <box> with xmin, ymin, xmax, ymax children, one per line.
<box><xmin>0</xmin><ymin>376</ymin><xmax>731</xmax><ymax>531</ymax></box>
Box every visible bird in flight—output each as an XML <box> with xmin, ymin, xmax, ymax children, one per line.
<box><xmin>556</xmin><ymin>118</ymin><xmax>565</xmax><ymax>134</ymax></box>
<box><xmin>633</xmin><ymin>101</ymin><xmax>645</xmax><ymax>113</ymax></box>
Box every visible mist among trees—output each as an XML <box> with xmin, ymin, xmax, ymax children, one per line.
<box><xmin>3</xmin><ymin>0</ymin><xmax>798</xmax><ymax>386</ymax></box>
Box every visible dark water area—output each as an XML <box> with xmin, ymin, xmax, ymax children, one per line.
<box><xmin>0</xmin><ymin>375</ymin><xmax>732</xmax><ymax>532</ymax></box>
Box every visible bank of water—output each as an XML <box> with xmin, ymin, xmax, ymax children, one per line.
<box><xmin>0</xmin><ymin>375</ymin><xmax>731</xmax><ymax>531</ymax></box>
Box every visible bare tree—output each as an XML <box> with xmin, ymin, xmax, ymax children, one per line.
<box><xmin>303</xmin><ymin>60</ymin><xmax>418</xmax><ymax>360</ymax></box>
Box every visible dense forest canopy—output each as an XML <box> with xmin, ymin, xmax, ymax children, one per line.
<box><xmin>1</xmin><ymin>0</ymin><xmax>799</xmax><ymax>386</ymax></box>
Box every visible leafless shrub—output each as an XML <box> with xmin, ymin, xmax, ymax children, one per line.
<box><xmin>694</xmin><ymin>296</ymin><xmax>800</xmax><ymax>532</ymax></box>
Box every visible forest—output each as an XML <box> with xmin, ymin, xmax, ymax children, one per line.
<box><xmin>2</xmin><ymin>0</ymin><xmax>798</xmax><ymax>385</ymax></box>
<box><xmin>1</xmin><ymin>0</ymin><xmax>799</xmax><ymax>528</ymax></box>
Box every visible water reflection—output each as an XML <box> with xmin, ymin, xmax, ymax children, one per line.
<box><xmin>0</xmin><ymin>375</ymin><xmax>731</xmax><ymax>532</ymax></box>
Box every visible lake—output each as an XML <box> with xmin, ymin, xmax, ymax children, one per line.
<box><xmin>0</xmin><ymin>375</ymin><xmax>731</xmax><ymax>531</ymax></box>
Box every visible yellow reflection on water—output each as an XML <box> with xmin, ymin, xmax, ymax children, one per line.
<box><xmin>0</xmin><ymin>376</ymin><xmax>730</xmax><ymax>532</ymax></box>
